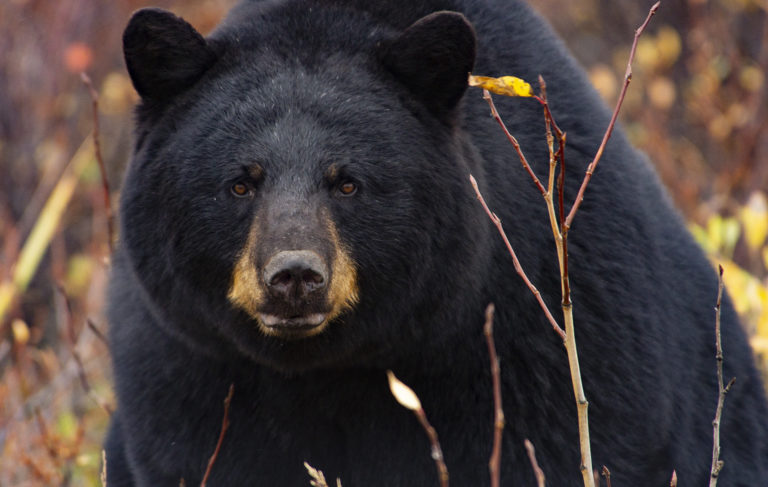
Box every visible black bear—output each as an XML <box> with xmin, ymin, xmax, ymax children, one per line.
<box><xmin>106</xmin><ymin>0</ymin><xmax>768</xmax><ymax>485</ymax></box>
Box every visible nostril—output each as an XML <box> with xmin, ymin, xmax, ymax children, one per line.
<box><xmin>301</xmin><ymin>269</ymin><xmax>325</xmax><ymax>292</ymax></box>
<box><xmin>269</xmin><ymin>270</ymin><xmax>295</xmax><ymax>290</ymax></box>
<box><xmin>263</xmin><ymin>250</ymin><xmax>329</xmax><ymax>299</ymax></box>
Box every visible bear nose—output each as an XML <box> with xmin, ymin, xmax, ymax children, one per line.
<box><xmin>263</xmin><ymin>250</ymin><xmax>328</xmax><ymax>299</ymax></box>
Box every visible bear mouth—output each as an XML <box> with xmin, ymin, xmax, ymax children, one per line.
<box><xmin>258</xmin><ymin>312</ymin><xmax>327</xmax><ymax>337</ymax></box>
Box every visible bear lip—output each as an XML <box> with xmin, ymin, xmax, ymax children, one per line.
<box><xmin>259</xmin><ymin>313</ymin><xmax>327</xmax><ymax>329</ymax></box>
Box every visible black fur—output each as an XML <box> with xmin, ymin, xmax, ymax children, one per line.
<box><xmin>107</xmin><ymin>0</ymin><xmax>768</xmax><ymax>485</ymax></box>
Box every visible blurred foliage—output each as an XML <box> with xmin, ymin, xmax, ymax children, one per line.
<box><xmin>0</xmin><ymin>0</ymin><xmax>766</xmax><ymax>485</ymax></box>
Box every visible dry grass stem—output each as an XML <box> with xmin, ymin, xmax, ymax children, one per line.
<box><xmin>710</xmin><ymin>265</ymin><xmax>736</xmax><ymax>486</ymax></box>
<box><xmin>0</xmin><ymin>136</ymin><xmax>95</xmax><ymax>322</ymax></box>
<box><xmin>101</xmin><ymin>450</ymin><xmax>107</xmax><ymax>487</ymax></box>
<box><xmin>483</xmin><ymin>303</ymin><xmax>503</xmax><ymax>487</ymax></box>
<box><xmin>304</xmin><ymin>462</ymin><xmax>342</xmax><ymax>487</ymax></box>
<box><xmin>57</xmin><ymin>285</ymin><xmax>114</xmax><ymax>416</ymax></box>
<box><xmin>80</xmin><ymin>72</ymin><xmax>114</xmax><ymax>253</ymax></box>
<box><xmin>524</xmin><ymin>439</ymin><xmax>546</xmax><ymax>487</ymax></box>
<box><xmin>200</xmin><ymin>384</ymin><xmax>234</xmax><ymax>487</ymax></box>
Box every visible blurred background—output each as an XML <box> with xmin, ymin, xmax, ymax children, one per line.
<box><xmin>0</xmin><ymin>0</ymin><xmax>766</xmax><ymax>485</ymax></box>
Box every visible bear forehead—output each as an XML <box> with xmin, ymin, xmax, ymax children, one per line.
<box><xmin>211</xmin><ymin>2</ymin><xmax>392</xmax><ymax>64</ymax></box>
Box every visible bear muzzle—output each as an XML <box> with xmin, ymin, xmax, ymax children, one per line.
<box><xmin>227</xmin><ymin>215</ymin><xmax>359</xmax><ymax>339</ymax></box>
<box><xmin>258</xmin><ymin>250</ymin><xmax>330</xmax><ymax>335</ymax></box>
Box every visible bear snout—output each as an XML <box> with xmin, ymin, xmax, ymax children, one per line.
<box><xmin>263</xmin><ymin>250</ymin><xmax>328</xmax><ymax>300</ymax></box>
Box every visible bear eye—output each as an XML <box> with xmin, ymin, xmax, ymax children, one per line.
<box><xmin>337</xmin><ymin>181</ymin><xmax>357</xmax><ymax>196</ymax></box>
<box><xmin>231</xmin><ymin>182</ymin><xmax>251</xmax><ymax>197</ymax></box>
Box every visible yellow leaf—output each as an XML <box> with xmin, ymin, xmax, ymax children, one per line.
<box><xmin>11</xmin><ymin>319</ymin><xmax>30</xmax><ymax>345</ymax></box>
<box><xmin>468</xmin><ymin>74</ymin><xmax>533</xmax><ymax>97</ymax></box>
<box><xmin>740</xmin><ymin>191</ymin><xmax>768</xmax><ymax>252</ymax></box>
<box><xmin>386</xmin><ymin>370</ymin><xmax>422</xmax><ymax>411</ymax></box>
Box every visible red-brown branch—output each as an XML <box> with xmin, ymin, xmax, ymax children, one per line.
<box><xmin>601</xmin><ymin>466</ymin><xmax>612</xmax><ymax>487</ymax></box>
<box><xmin>201</xmin><ymin>384</ymin><xmax>234</xmax><ymax>487</ymax></box>
<box><xmin>537</xmin><ymin>77</ymin><xmax>572</xmax><ymax>306</ymax></box>
<box><xmin>564</xmin><ymin>1</ymin><xmax>661</xmax><ymax>232</ymax></box>
<box><xmin>415</xmin><ymin>407</ymin><xmax>449</xmax><ymax>487</ymax></box>
<box><xmin>524</xmin><ymin>439</ymin><xmax>546</xmax><ymax>487</ymax></box>
<box><xmin>80</xmin><ymin>72</ymin><xmax>114</xmax><ymax>254</ymax></box>
<box><xmin>470</xmin><ymin>175</ymin><xmax>566</xmax><ymax>341</ymax></box>
<box><xmin>484</xmin><ymin>303</ymin><xmax>503</xmax><ymax>487</ymax></box>
<box><xmin>482</xmin><ymin>90</ymin><xmax>547</xmax><ymax>195</ymax></box>
<box><xmin>86</xmin><ymin>318</ymin><xmax>109</xmax><ymax>346</ymax></box>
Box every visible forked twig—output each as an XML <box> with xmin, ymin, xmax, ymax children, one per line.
<box><xmin>471</xmin><ymin>5</ymin><xmax>662</xmax><ymax>485</ymax></box>
<box><xmin>709</xmin><ymin>266</ymin><xmax>736</xmax><ymax>486</ymax></box>
<box><xmin>469</xmin><ymin>175</ymin><xmax>565</xmax><ymax>340</ymax></box>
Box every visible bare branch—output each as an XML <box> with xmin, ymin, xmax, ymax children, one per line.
<box><xmin>469</xmin><ymin>175</ymin><xmax>565</xmax><ymax>341</ymax></box>
<box><xmin>80</xmin><ymin>72</ymin><xmax>114</xmax><ymax>254</ymax></box>
<box><xmin>709</xmin><ymin>266</ymin><xmax>736</xmax><ymax>487</ymax></box>
<box><xmin>86</xmin><ymin>318</ymin><xmax>109</xmax><ymax>347</ymax></box>
<box><xmin>481</xmin><ymin>90</ymin><xmax>547</xmax><ymax>195</ymax></box>
<box><xmin>201</xmin><ymin>384</ymin><xmax>234</xmax><ymax>487</ymax></box>
<box><xmin>484</xmin><ymin>303</ymin><xmax>503</xmax><ymax>487</ymax></box>
<box><xmin>564</xmin><ymin>1</ymin><xmax>661</xmax><ymax>231</ymax></box>
<box><xmin>524</xmin><ymin>439</ymin><xmax>546</xmax><ymax>487</ymax></box>
<box><xmin>601</xmin><ymin>466</ymin><xmax>612</xmax><ymax>487</ymax></box>
<box><xmin>387</xmin><ymin>371</ymin><xmax>449</xmax><ymax>487</ymax></box>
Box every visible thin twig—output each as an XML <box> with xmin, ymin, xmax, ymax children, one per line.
<box><xmin>469</xmin><ymin>175</ymin><xmax>566</xmax><ymax>340</ymax></box>
<box><xmin>535</xmin><ymin>83</ymin><xmax>595</xmax><ymax>487</ymax></box>
<box><xmin>56</xmin><ymin>285</ymin><xmax>114</xmax><ymax>415</ymax></box>
<box><xmin>482</xmin><ymin>90</ymin><xmax>547</xmax><ymax>195</ymax></box>
<box><xmin>86</xmin><ymin>318</ymin><xmax>109</xmax><ymax>347</ymax></box>
<box><xmin>56</xmin><ymin>285</ymin><xmax>90</xmax><ymax>393</ymax></box>
<box><xmin>564</xmin><ymin>1</ymin><xmax>661</xmax><ymax>231</ymax></box>
<box><xmin>201</xmin><ymin>384</ymin><xmax>234</xmax><ymax>487</ymax></box>
<box><xmin>387</xmin><ymin>371</ymin><xmax>449</xmax><ymax>487</ymax></box>
<box><xmin>34</xmin><ymin>409</ymin><xmax>59</xmax><ymax>463</ymax></box>
<box><xmin>415</xmin><ymin>408</ymin><xmax>449</xmax><ymax>487</ymax></box>
<box><xmin>524</xmin><ymin>439</ymin><xmax>546</xmax><ymax>487</ymax></box>
<box><xmin>537</xmin><ymin>77</ymin><xmax>572</xmax><ymax>306</ymax></box>
<box><xmin>709</xmin><ymin>265</ymin><xmax>736</xmax><ymax>487</ymax></box>
<box><xmin>483</xmin><ymin>303</ymin><xmax>503</xmax><ymax>487</ymax></box>
<box><xmin>80</xmin><ymin>72</ymin><xmax>114</xmax><ymax>253</ymax></box>
<box><xmin>601</xmin><ymin>466</ymin><xmax>611</xmax><ymax>487</ymax></box>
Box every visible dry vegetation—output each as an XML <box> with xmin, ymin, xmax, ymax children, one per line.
<box><xmin>0</xmin><ymin>0</ymin><xmax>766</xmax><ymax>485</ymax></box>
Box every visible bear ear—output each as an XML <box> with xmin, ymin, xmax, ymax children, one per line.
<box><xmin>123</xmin><ymin>8</ymin><xmax>217</xmax><ymax>101</ymax></box>
<box><xmin>378</xmin><ymin>11</ymin><xmax>476</xmax><ymax>115</ymax></box>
